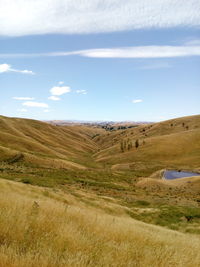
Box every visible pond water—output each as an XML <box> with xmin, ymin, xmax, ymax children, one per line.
<box><xmin>164</xmin><ymin>170</ymin><xmax>200</xmax><ymax>180</ymax></box>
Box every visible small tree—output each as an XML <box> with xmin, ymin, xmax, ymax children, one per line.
<box><xmin>135</xmin><ymin>139</ymin><xmax>139</xmax><ymax>149</ymax></box>
<box><xmin>124</xmin><ymin>140</ymin><xmax>127</xmax><ymax>150</ymax></box>
<box><xmin>120</xmin><ymin>140</ymin><xmax>124</xmax><ymax>152</ymax></box>
<box><xmin>128</xmin><ymin>141</ymin><xmax>132</xmax><ymax>150</ymax></box>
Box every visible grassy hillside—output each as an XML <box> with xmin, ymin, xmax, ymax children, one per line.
<box><xmin>0</xmin><ymin>115</ymin><xmax>200</xmax><ymax>266</ymax></box>
<box><xmin>0</xmin><ymin>115</ymin><xmax>104</xmax><ymax>170</ymax></box>
<box><xmin>0</xmin><ymin>114</ymin><xmax>199</xmax><ymax>174</ymax></box>
<box><xmin>0</xmin><ymin>115</ymin><xmax>200</xmax><ymax>229</ymax></box>
<box><xmin>94</xmin><ymin>115</ymin><xmax>200</xmax><ymax>174</ymax></box>
<box><xmin>1</xmin><ymin>178</ymin><xmax>200</xmax><ymax>267</ymax></box>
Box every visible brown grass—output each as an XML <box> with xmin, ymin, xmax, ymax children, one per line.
<box><xmin>0</xmin><ymin>115</ymin><xmax>200</xmax><ymax>266</ymax></box>
<box><xmin>136</xmin><ymin>176</ymin><xmax>200</xmax><ymax>192</ymax></box>
<box><xmin>1</xmin><ymin>178</ymin><xmax>200</xmax><ymax>267</ymax></box>
<box><xmin>0</xmin><ymin>114</ymin><xmax>200</xmax><ymax>173</ymax></box>
<box><xmin>95</xmin><ymin>115</ymin><xmax>200</xmax><ymax>172</ymax></box>
<box><xmin>0</xmin><ymin>115</ymin><xmax>103</xmax><ymax>169</ymax></box>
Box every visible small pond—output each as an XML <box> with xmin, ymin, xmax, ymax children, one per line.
<box><xmin>164</xmin><ymin>170</ymin><xmax>200</xmax><ymax>180</ymax></box>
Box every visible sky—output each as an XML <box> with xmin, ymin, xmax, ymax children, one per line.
<box><xmin>0</xmin><ymin>0</ymin><xmax>200</xmax><ymax>122</ymax></box>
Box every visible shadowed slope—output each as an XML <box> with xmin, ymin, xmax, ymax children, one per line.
<box><xmin>0</xmin><ymin>115</ymin><xmax>104</xmax><ymax>169</ymax></box>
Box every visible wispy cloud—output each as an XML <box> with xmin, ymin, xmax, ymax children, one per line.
<box><xmin>22</xmin><ymin>101</ymin><xmax>48</xmax><ymax>108</ymax></box>
<box><xmin>0</xmin><ymin>0</ymin><xmax>199</xmax><ymax>36</ymax></box>
<box><xmin>77</xmin><ymin>46</ymin><xmax>200</xmax><ymax>59</ymax></box>
<box><xmin>184</xmin><ymin>39</ymin><xmax>200</xmax><ymax>46</ymax></box>
<box><xmin>50</xmin><ymin>86</ymin><xmax>71</xmax><ymax>96</ymax></box>
<box><xmin>48</xmin><ymin>96</ymin><xmax>60</xmax><ymax>101</ymax></box>
<box><xmin>1</xmin><ymin>45</ymin><xmax>200</xmax><ymax>59</ymax></box>
<box><xmin>13</xmin><ymin>97</ymin><xmax>35</xmax><ymax>100</ymax></box>
<box><xmin>76</xmin><ymin>90</ymin><xmax>87</xmax><ymax>95</ymax></box>
<box><xmin>132</xmin><ymin>99</ymin><xmax>143</xmax><ymax>103</ymax></box>
<box><xmin>17</xmin><ymin>108</ymin><xmax>27</xmax><ymax>112</ymax></box>
<box><xmin>0</xmin><ymin>63</ymin><xmax>35</xmax><ymax>74</ymax></box>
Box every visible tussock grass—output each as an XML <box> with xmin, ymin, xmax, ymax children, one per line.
<box><xmin>1</xmin><ymin>179</ymin><xmax>200</xmax><ymax>267</ymax></box>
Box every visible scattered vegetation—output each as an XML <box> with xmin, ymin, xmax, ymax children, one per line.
<box><xmin>0</xmin><ymin>114</ymin><xmax>200</xmax><ymax>266</ymax></box>
<box><xmin>1</xmin><ymin>179</ymin><xmax>200</xmax><ymax>267</ymax></box>
<box><xmin>135</xmin><ymin>139</ymin><xmax>139</xmax><ymax>149</ymax></box>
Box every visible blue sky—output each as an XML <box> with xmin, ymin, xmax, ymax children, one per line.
<box><xmin>0</xmin><ymin>0</ymin><xmax>200</xmax><ymax>122</ymax></box>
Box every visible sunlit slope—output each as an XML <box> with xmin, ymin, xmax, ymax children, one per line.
<box><xmin>95</xmin><ymin>115</ymin><xmax>200</xmax><ymax>172</ymax></box>
<box><xmin>0</xmin><ymin>116</ymin><xmax>103</xmax><ymax>169</ymax></box>
<box><xmin>0</xmin><ymin>114</ymin><xmax>199</xmax><ymax>173</ymax></box>
<box><xmin>1</xmin><ymin>178</ymin><xmax>200</xmax><ymax>267</ymax></box>
<box><xmin>136</xmin><ymin>176</ymin><xmax>200</xmax><ymax>195</ymax></box>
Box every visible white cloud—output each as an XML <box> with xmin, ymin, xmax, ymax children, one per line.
<box><xmin>0</xmin><ymin>0</ymin><xmax>199</xmax><ymax>36</ymax></box>
<box><xmin>22</xmin><ymin>101</ymin><xmax>48</xmax><ymax>108</ymax></box>
<box><xmin>17</xmin><ymin>108</ymin><xmax>27</xmax><ymax>112</ymax></box>
<box><xmin>0</xmin><ymin>63</ymin><xmax>10</xmax><ymax>72</ymax></box>
<box><xmin>44</xmin><ymin>109</ymin><xmax>50</xmax><ymax>113</ymax></box>
<box><xmin>1</xmin><ymin>45</ymin><xmax>200</xmax><ymax>59</ymax></box>
<box><xmin>77</xmin><ymin>46</ymin><xmax>200</xmax><ymax>58</ymax></box>
<box><xmin>132</xmin><ymin>99</ymin><xmax>143</xmax><ymax>103</ymax></box>
<box><xmin>76</xmin><ymin>90</ymin><xmax>87</xmax><ymax>95</ymax></box>
<box><xmin>58</xmin><ymin>81</ymin><xmax>64</xmax><ymax>85</ymax></box>
<box><xmin>0</xmin><ymin>63</ymin><xmax>35</xmax><ymax>74</ymax></box>
<box><xmin>48</xmin><ymin>84</ymin><xmax>71</xmax><ymax>102</ymax></box>
<box><xmin>13</xmin><ymin>97</ymin><xmax>35</xmax><ymax>100</ymax></box>
<box><xmin>19</xmin><ymin>70</ymin><xmax>34</xmax><ymax>74</ymax></box>
<box><xmin>48</xmin><ymin>95</ymin><xmax>60</xmax><ymax>101</ymax></box>
<box><xmin>50</xmin><ymin>86</ymin><xmax>71</xmax><ymax>96</ymax></box>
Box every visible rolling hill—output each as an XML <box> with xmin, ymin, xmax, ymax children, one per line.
<box><xmin>1</xmin><ymin>178</ymin><xmax>200</xmax><ymax>267</ymax></box>
<box><xmin>94</xmin><ymin>114</ymin><xmax>200</xmax><ymax>174</ymax></box>
<box><xmin>0</xmin><ymin>115</ymin><xmax>104</xmax><ymax>170</ymax></box>
<box><xmin>0</xmin><ymin>114</ymin><xmax>200</xmax><ymax>266</ymax></box>
<box><xmin>0</xmin><ymin>114</ymin><xmax>199</xmax><ymax>190</ymax></box>
<box><xmin>0</xmin><ymin>114</ymin><xmax>199</xmax><ymax>173</ymax></box>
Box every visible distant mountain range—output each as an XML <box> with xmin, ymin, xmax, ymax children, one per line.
<box><xmin>45</xmin><ymin>120</ymin><xmax>154</xmax><ymax>126</ymax></box>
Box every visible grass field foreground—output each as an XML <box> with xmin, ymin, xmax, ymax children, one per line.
<box><xmin>0</xmin><ymin>179</ymin><xmax>200</xmax><ymax>267</ymax></box>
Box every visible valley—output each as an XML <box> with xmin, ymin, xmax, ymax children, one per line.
<box><xmin>0</xmin><ymin>114</ymin><xmax>200</xmax><ymax>266</ymax></box>
<box><xmin>1</xmin><ymin>1</ymin><xmax>199</xmax><ymax>265</ymax></box>
<box><xmin>0</xmin><ymin>114</ymin><xmax>200</xmax><ymax>231</ymax></box>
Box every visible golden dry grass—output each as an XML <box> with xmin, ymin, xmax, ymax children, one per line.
<box><xmin>0</xmin><ymin>114</ymin><xmax>200</xmax><ymax>173</ymax></box>
<box><xmin>1</xmin><ymin>114</ymin><xmax>200</xmax><ymax>266</ymax></box>
<box><xmin>1</xmin><ymin>178</ymin><xmax>200</xmax><ymax>267</ymax></box>
<box><xmin>137</xmin><ymin>176</ymin><xmax>200</xmax><ymax>188</ymax></box>
<box><xmin>0</xmin><ymin>115</ymin><xmax>103</xmax><ymax>169</ymax></box>
<box><xmin>95</xmin><ymin>115</ymin><xmax>200</xmax><ymax>172</ymax></box>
